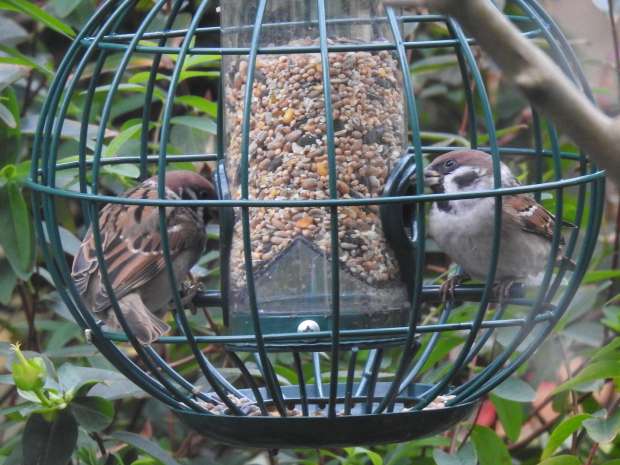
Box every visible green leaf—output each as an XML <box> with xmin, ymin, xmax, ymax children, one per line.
<box><xmin>553</xmin><ymin>361</ymin><xmax>620</xmax><ymax>393</ymax></box>
<box><xmin>48</xmin><ymin>0</ymin><xmax>82</xmax><ymax>18</ymax></box>
<box><xmin>346</xmin><ymin>447</ymin><xmax>383</xmax><ymax>465</ymax></box>
<box><xmin>178</xmin><ymin>70</ymin><xmax>219</xmax><ymax>81</ymax></box>
<box><xmin>433</xmin><ymin>443</ymin><xmax>477</xmax><ymax>465</ymax></box>
<box><xmin>537</xmin><ymin>456</ymin><xmax>582</xmax><ymax>465</ymax></box>
<box><xmin>0</xmin><ymin>256</ymin><xmax>17</xmax><ymax>304</ymax></box>
<box><xmin>541</xmin><ymin>414</ymin><xmax>591</xmax><ymax>460</ymax></box>
<box><xmin>0</xmin><ymin>183</ymin><xmax>35</xmax><ymax>279</ymax></box>
<box><xmin>170</xmin><ymin>115</ymin><xmax>216</xmax><ymax>134</ymax></box>
<box><xmin>0</xmin><ymin>45</ymin><xmax>53</xmax><ymax>78</ymax></box>
<box><xmin>175</xmin><ymin>95</ymin><xmax>217</xmax><ymax>117</ymax></box>
<box><xmin>583</xmin><ymin>410</ymin><xmax>620</xmax><ymax>443</ymax></box>
<box><xmin>57</xmin><ymin>363</ymin><xmax>127</xmax><ymax>396</ymax></box>
<box><xmin>477</xmin><ymin>124</ymin><xmax>528</xmax><ymax>144</ymax></box>
<box><xmin>103</xmin><ymin>122</ymin><xmax>142</xmax><ymax>157</ymax></box>
<box><xmin>109</xmin><ymin>432</ymin><xmax>182</xmax><ymax>465</ymax></box>
<box><xmin>583</xmin><ymin>269</ymin><xmax>620</xmax><ymax>284</ymax></box>
<box><xmin>590</xmin><ymin>337</ymin><xmax>620</xmax><ymax>362</ymax></box>
<box><xmin>0</xmin><ymin>63</ymin><xmax>29</xmax><ymax>93</ymax></box>
<box><xmin>563</xmin><ymin>322</ymin><xmax>605</xmax><ymax>347</ymax></box>
<box><xmin>0</xmin><ymin>102</ymin><xmax>16</xmax><ymax>128</ymax></box>
<box><xmin>471</xmin><ymin>426</ymin><xmax>511</xmax><ymax>465</ymax></box>
<box><xmin>0</xmin><ymin>15</ymin><xmax>28</xmax><ymax>45</ymax></box>
<box><xmin>0</xmin><ymin>87</ymin><xmax>20</xmax><ymax>166</ymax></box>
<box><xmin>492</xmin><ymin>377</ymin><xmax>536</xmax><ymax>402</ymax></box>
<box><xmin>103</xmin><ymin>163</ymin><xmax>140</xmax><ymax>179</ymax></box>
<box><xmin>490</xmin><ymin>394</ymin><xmax>523</xmax><ymax>442</ymax></box>
<box><xmin>70</xmin><ymin>396</ymin><xmax>114</xmax><ymax>432</ymax></box>
<box><xmin>0</xmin><ymin>0</ymin><xmax>74</xmax><ymax>37</ymax></box>
<box><xmin>22</xmin><ymin>411</ymin><xmax>78</xmax><ymax>465</ymax></box>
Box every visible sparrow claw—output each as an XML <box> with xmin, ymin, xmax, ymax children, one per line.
<box><xmin>180</xmin><ymin>281</ymin><xmax>203</xmax><ymax>308</ymax></box>
<box><xmin>439</xmin><ymin>273</ymin><xmax>469</xmax><ymax>304</ymax></box>
<box><xmin>494</xmin><ymin>280</ymin><xmax>516</xmax><ymax>306</ymax></box>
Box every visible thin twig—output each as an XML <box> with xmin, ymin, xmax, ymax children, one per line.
<box><xmin>17</xmin><ymin>282</ymin><xmax>39</xmax><ymax>351</ymax></box>
<box><xmin>584</xmin><ymin>442</ymin><xmax>599</xmax><ymax>465</ymax></box>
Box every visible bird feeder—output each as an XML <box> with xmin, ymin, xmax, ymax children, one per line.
<box><xmin>28</xmin><ymin>0</ymin><xmax>605</xmax><ymax>449</ymax></box>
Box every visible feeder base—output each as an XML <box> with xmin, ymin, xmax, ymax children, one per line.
<box><xmin>173</xmin><ymin>383</ymin><xmax>477</xmax><ymax>448</ymax></box>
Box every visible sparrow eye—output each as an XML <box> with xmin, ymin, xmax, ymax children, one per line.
<box><xmin>444</xmin><ymin>159</ymin><xmax>456</xmax><ymax>170</ymax></box>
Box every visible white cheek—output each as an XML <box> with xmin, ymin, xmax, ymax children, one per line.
<box><xmin>444</xmin><ymin>166</ymin><xmax>485</xmax><ymax>193</ymax></box>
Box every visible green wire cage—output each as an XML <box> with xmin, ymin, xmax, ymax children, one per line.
<box><xmin>28</xmin><ymin>0</ymin><xmax>605</xmax><ymax>448</ymax></box>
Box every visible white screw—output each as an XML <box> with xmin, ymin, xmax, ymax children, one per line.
<box><xmin>297</xmin><ymin>320</ymin><xmax>320</xmax><ymax>333</ymax></box>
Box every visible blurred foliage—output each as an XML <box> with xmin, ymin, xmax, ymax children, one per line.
<box><xmin>0</xmin><ymin>1</ymin><xmax>619</xmax><ymax>465</ymax></box>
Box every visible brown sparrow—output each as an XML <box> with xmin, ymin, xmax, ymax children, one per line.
<box><xmin>72</xmin><ymin>171</ymin><xmax>216</xmax><ymax>344</ymax></box>
<box><xmin>424</xmin><ymin>150</ymin><xmax>573</xmax><ymax>297</ymax></box>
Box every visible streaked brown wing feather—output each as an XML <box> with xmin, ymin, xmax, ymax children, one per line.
<box><xmin>503</xmin><ymin>195</ymin><xmax>558</xmax><ymax>242</ymax></box>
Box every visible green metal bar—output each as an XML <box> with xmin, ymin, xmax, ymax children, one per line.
<box><xmin>228</xmin><ymin>352</ymin><xmax>269</xmax><ymax>415</ymax></box>
<box><xmin>155</xmin><ymin>0</ymin><xmax>243</xmax><ymax>416</ymax></box>
<box><xmin>451</xmin><ymin>1</ymin><xmax>595</xmax><ymax>402</ymax></box>
<box><xmin>373</xmin><ymin>5</ymin><xmax>426</xmax><ymax>415</ymax></box>
<box><xmin>77</xmin><ymin>0</ymin><xmax>212</xmax><ymax>413</ymax></box>
<box><xmin>90</xmin><ymin>14</ymin><xmax>533</xmax><ymax>42</ymax></box>
<box><xmin>458</xmin><ymin>169</ymin><xmax>605</xmax><ymax>403</ymax></box>
<box><xmin>344</xmin><ymin>348</ymin><xmax>358</xmax><ymax>415</ymax></box>
<box><xmin>316</xmin><ymin>0</ymin><xmax>342</xmax><ymax>419</ymax></box>
<box><xmin>25</xmin><ymin>171</ymin><xmax>602</xmax><ymax>208</ymax></box>
<box><xmin>397</xmin><ymin>302</ymin><xmax>453</xmax><ymax>393</ymax></box>
<box><xmin>138</xmin><ymin>0</ymin><xmax>185</xmax><ymax>180</ymax></box>
<box><xmin>364</xmin><ymin>348</ymin><xmax>383</xmax><ymax>414</ymax></box>
<box><xmin>237</xmin><ymin>0</ymin><xmax>287</xmax><ymax>417</ymax></box>
<box><xmin>293</xmin><ymin>352</ymin><xmax>309</xmax><ymax>416</ymax></box>
<box><xmin>411</xmin><ymin>17</ymin><xmax>503</xmax><ymax>411</ymax></box>
<box><xmin>42</xmin><ymin>147</ymin><xmax>585</xmax><ymax>175</ymax></box>
<box><xmin>36</xmin><ymin>0</ymin><xmax>203</xmax><ymax>411</ymax></box>
<box><xmin>312</xmin><ymin>352</ymin><xmax>324</xmax><ymax>399</ymax></box>
<box><xmin>83</xmin><ymin>30</ymin><xmax>543</xmax><ymax>56</ymax></box>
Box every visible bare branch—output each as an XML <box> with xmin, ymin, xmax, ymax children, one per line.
<box><xmin>384</xmin><ymin>0</ymin><xmax>620</xmax><ymax>183</ymax></box>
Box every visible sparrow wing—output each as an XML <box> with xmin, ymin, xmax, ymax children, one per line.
<box><xmin>71</xmin><ymin>183</ymin><xmax>205</xmax><ymax>312</ymax></box>
<box><xmin>503</xmin><ymin>195</ymin><xmax>572</xmax><ymax>242</ymax></box>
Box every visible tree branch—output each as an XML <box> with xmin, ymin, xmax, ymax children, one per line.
<box><xmin>384</xmin><ymin>0</ymin><xmax>620</xmax><ymax>183</ymax></box>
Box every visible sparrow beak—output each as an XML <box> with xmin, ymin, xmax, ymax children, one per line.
<box><xmin>424</xmin><ymin>168</ymin><xmax>442</xmax><ymax>188</ymax></box>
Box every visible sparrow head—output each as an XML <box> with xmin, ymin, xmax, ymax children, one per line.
<box><xmin>160</xmin><ymin>171</ymin><xmax>218</xmax><ymax>224</ymax></box>
<box><xmin>424</xmin><ymin>150</ymin><xmax>516</xmax><ymax>194</ymax></box>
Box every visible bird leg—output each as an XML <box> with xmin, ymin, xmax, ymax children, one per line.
<box><xmin>180</xmin><ymin>275</ymin><xmax>203</xmax><ymax>312</ymax></box>
<box><xmin>439</xmin><ymin>272</ymin><xmax>470</xmax><ymax>304</ymax></box>
<box><xmin>493</xmin><ymin>280</ymin><xmax>516</xmax><ymax>307</ymax></box>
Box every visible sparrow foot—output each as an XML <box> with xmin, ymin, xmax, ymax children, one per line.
<box><xmin>439</xmin><ymin>272</ymin><xmax>470</xmax><ymax>304</ymax></box>
<box><xmin>493</xmin><ymin>280</ymin><xmax>517</xmax><ymax>306</ymax></box>
<box><xmin>180</xmin><ymin>281</ymin><xmax>203</xmax><ymax>309</ymax></box>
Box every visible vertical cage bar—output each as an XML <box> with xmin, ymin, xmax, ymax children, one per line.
<box><xmin>408</xmin><ymin>16</ymin><xmax>503</xmax><ymax>411</ymax></box>
<box><xmin>371</xmin><ymin>6</ymin><xmax>426</xmax><ymax>414</ymax></box>
<box><xmin>364</xmin><ymin>348</ymin><xmax>383</xmax><ymax>414</ymax></box>
<box><xmin>293</xmin><ymin>352</ymin><xmax>309</xmax><ymax>416</ymax></box>
<box><xmin>312</xmin><ymin>351</ymin><xmax>324</xmax><ymax>399</ymax></box>
<box><xmin>344</xmin><ymin>347</ymin><xmax>358</xmax><ymax>415</ymax></box>
<box><xmin>228</xmin><ymin>351</ymin><xmax>269</xmax><ymax>415</ymax></box>
<box><xmin>237</xmin><ymin>0</ymin><xmax>287</xmax><ymax>417</ymax></box>
<box><xmin>316</xmin><ymin>0</ymin><xmax>342</xmax><ymax>419</ymax></box>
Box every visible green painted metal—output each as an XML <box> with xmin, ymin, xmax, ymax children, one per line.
<box><xmin>27</xmin><ymin>0</ymin><xmax>605</xmax><ymax>448</ymax></box>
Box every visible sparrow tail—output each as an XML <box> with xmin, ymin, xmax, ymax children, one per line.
<box><xmin>105</xmin><ymin>293</ymin><xmax>171</xmax><ymax>345</ymax></box>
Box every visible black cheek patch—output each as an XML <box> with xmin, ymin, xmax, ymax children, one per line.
<box><xmin>453</xmin><ymin>171</ymin><xmax>479</xmax><ymax>189</ymax></box>
<box><xmin>437</xmin><ymin>201</ymin><xmax>452</xmax><ymax>213</ymax></box>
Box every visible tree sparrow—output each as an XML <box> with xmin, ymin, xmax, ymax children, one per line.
<box><xmin>424</xmin><ymin>150</ymin><xmax>573</xmax><ymax>297</ymax></box>
<box><xmin>72</xmin><ymin>171</ymin><xmax>216</xmax><ymax>345</ymax></box>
